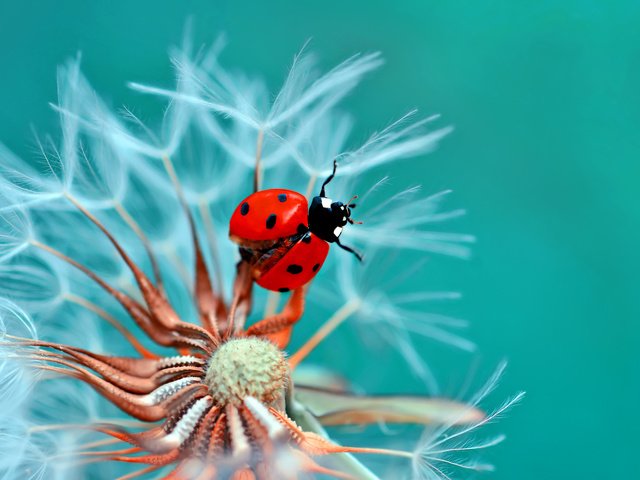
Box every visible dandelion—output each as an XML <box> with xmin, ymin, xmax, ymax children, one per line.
<box><xmin>0</xmin><ymin>37</ymin><xmax>521</xmax><ymax>479</ymax></box>
<box><xmin>308</xmin><ymin>248</ymin><xmax>474</xmax><ymax>395</ymax></box>
<box><xmin>409</xmin><ymin>363</ymin><xmax>525</xmax><ymax>480</ymax></box>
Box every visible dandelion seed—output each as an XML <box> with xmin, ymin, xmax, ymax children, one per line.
<box><xmin>410</xmin><ymin>363</ymin><xmax>526</xmax><ymax>480</ymax></box>
<box><xmin>0</xmin><ymin>204</ymin><xmax>33</xmax><ymax>262</ymax></box>
<box><xmin>308</xmin><ymin>249</ymin><xmax>475</xmax><ymax>393</ymax></box>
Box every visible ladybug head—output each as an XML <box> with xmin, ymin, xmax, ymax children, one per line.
<box><xmin>308</xmin><ymin>161</ymin><xmax>363</xmax><ymax>261</ymax></box>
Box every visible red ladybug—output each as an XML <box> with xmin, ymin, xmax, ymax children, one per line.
<box><xmin>229</xmin><ymin>162</ymin><xmax>361</xmax><ymax>292</ymax></box>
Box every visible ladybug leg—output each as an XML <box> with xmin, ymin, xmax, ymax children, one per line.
<box><xmin>319</xmin><ymin>160</ymin><xmax>338</xmax><ymax>196</ymax></box>
<box><xmin>245</xmin><ymin>287</ymin><xmax>306</xmax><ymax>344</ymax></box>
<box><xmin>335</xmin><ymin>239</ymin><xmax>364</xmax><ymax>262</ymax></box>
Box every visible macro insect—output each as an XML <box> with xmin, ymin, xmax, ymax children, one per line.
<box><xmin>229</xmin><ymin>161</ymin><xmax>362</xmax><ymax>292</ymax></box>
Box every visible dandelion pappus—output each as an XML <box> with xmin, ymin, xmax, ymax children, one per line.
<box><xmin>0</xmin><ymin>43</ymin><xmax>522</xmax><ymax>480</ymax></box>
<box><xmin>229</xmin><ymin>161</ymin><xmax>363</xmax><ymax>292</ymax></box>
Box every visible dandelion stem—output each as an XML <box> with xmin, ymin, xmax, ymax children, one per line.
<box><xmin>28</xmin><ymin>419</ymin><xmax>151</xmax><ymax>433</ymax></box>
<box><xmin>345</xmin><ymin>446</ymin><xmax>413</xmax><ymax>459</ymax></box>
<box><xmin>289</xmin><ymin>299</ymin><xmax>361</xmax><ymax>368</ymax></box>
<box><xmin>197</xmin><ymin>199</ymin><xmax>224</xmax><ymax>293</ymax></box>
<box><xmin>264</xmin><ymin>291</ymin><xmax>280</xmax><ymax>317</ymax></box>
<box><xmin>253</xmin><ymin>129</ymin><xmax>265</xmax><ymax>192</ymax></box>
<box><xmin>79</xmin><ymin>437</ymin><xmax>123</xmax><ymax>451</ymax></box>
<box><xmin>160</xmin><ymin>156</ymin><xmax>205</xmax><ymax>285</ymax></box>
<box><xmin>64</xmin><ymin>293</ymin><xmax>156</xmax><ymax>358</ymax></box>
<box><xmin>116</xmin><ymin>465</ymin><xmax>164</xmax><ymax>480</ymax></box>
<box><xmin>30</xmin><ymin>239</ymin><xmax>130</xmax><ymax>305</ymax></box>
<box><xmin>161</xmin><ymin>155</ymin><xmax>187</xmax><ymax>205</ymax></box>
<box><xmin>423</xmin><ymin>455</ymin><xmax>494</xmax><ymax>471</ymax></box>
<box><xmin>49</xmin><ymin>447</ymin><xmax>140</xmax><ymax>460</ymax></box>
<box><xmin>113</xmin><ymin>201</ymin><xmax>165</xmax><ymax>295</ymax></box>
<box><xmin>161</xmin><ymin>243</ymin><xmax>192</xmax><ymax>289</ymax></box>
<box><xmin>305</xmin><ymin>173</ymin><xmax>317</xmax><ymax>200</ymax></box>
<box><xmin>162</xmin><ymin>155</ymin><xmax>224</xmax><ymax>337</ymax></box>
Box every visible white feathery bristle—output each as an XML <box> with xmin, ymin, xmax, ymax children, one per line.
<box><xmin>410</xmin><ymin>363</ymin><xmax>525</xmax><ymax>480</ymax></box>
<box><xmin>158</xmin><ymin>355</ymin><xmax>204</xmax><ymax>368</ymax></box>
<box><xmin>227</xmin><ymin>406</ymin><xmax>251</xmax><ymax>461</ymax></box>
<box><xmin>162</xmin><ymin>396</ymin><xmax>212</xmax><ymax>447</ymax></box>
<box><xmin>311</xmin><ymin>249</ymin><xmax>475</xmax><ymax>391</ymax></box>
<box><xmin>341</xmin><ymin>112</ymin><xmax>452</xmax><ymax>175</ymax></box>
<box><xmin>343</xmin><ymin>185</ymin><xmax>475</xmax><ymax>259</ymax></box>
<box><xmin>0</xmin><ymin>301</ymin><xmax>38</xmax><ymax>439</ymax></box>
<box><xmin>266</xmin><ymin>52</ymin><xmax>383</xmax><ymax>129</ymax></box>
<box><xmin>269</xmin><ymin>446</ymin><xmax>305</xmax><ymax>480</ymax></box>
<box><xmin>277</xmin><ymin>109</ymin><xmax>354</xmax><ymax>177</ymax></box>
<box><xmin>0</xmin><ymin>204</ymin><xmax>33</xmax><ymax>263</ymax></box>
<box><xmin>244</xmin><ymin>396</ymin><xmax>286</xmax><ymax>440</ymax></box>
<box><xmin>141</xmin><ymin>377</ymin><xmax>200</xmax><ymax>406</ymax></box>
<box><xmin>0</xmin><ymin>257</ymin><xmax>65</xmax><ymax>311</ymax></box>
<box><xmin>0</xmin><ymin>297</ymin><xmax>37</xmax><ymax>340</ymax></box>
<box><xmin>0</xmin><ymin>143</ymin><xmax>66</xmax><ymax>209</ymax></box>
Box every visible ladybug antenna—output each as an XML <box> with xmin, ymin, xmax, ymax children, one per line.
<box><xmin>320</xmin><ymin>160</ymin><xmax>338</xmax><ymax>197</ymax></box>
<box><xmin>345</xmin><ymin>194</ymin><xmax>363</xmax><ymax>225</ymax></box>
<box><xmin>336</xmin><ymin>238</ymin><xmax>363</xmax><ymax>262</ymax></box>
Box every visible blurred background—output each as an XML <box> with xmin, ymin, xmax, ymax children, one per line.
<box><xmin>0</xmin><ymin>1</ymin><xmax>637</xmax><ymax>478</ymax></box>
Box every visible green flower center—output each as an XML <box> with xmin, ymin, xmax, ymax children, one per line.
<box><xmin>204</xmin><ymin>338</ymin><xmax>288</xmax><ymax>407</ymax></box>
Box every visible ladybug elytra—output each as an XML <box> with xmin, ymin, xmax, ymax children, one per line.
<box><xmin>229</xmin><ymin>161</ymin><xmax>361</xmax><ymax>292</ymax></box>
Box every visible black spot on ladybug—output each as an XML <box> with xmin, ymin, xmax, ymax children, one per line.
<box><xmin>297</xmin><ymin>223</ymin><xmax>309</xmax><ymax>234</ymax></box>
<box><xmin>286</xmin><ymin>264</ymin><xmax>303</xmax><ymax>274</ymax></box>
<box><xmin>278</xmin><ymin>193</ymin><xmax>287</xmax><ymax>202</ymax></box>
<box><xmin>301</xmin><ymin>233</ymin><xmax>312</xmax><ymax>244</ymax></box>
<box><xmin>312</xmin><ymin>263</ymin><xmax>320</xmax><ymax>272</ymax></box>
<box><xmin>265</xmin><ymin>214</ymin><xmax>277</xmax><ymax>229</ymax></box>
<box><xmin>240</xmin><ymin>202</ymin><xmax>250</xmax><ymax>215</ymax></box>
<box><xmin>278</xmin><ymin>287</ymin><xmax>290</xmax><ymax>293</ymax></box>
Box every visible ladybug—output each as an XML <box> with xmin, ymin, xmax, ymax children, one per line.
<box><xmin>229</xmin><ymin>161</ymin><xmax>361</xmax><ymax>292</ymax></box>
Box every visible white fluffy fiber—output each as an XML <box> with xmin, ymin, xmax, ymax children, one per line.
<box><xmin>0</xmin><ymin>36</ymin><xmax>503</xmax><ymax>479</ymax></box>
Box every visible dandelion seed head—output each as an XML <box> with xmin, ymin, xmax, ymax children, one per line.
<box><xmin>0</xmin><ymin>35</ymin><xmax>520</xmax><ymax>480</ymax></box>
<box><xmin>204</xmin><ymin>338</ymin><xmax>288</xmax><ymax>407</ymax></box>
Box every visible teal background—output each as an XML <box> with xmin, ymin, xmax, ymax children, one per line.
<box><xmin>1</xmin><ymin>1</ymin><xmax>638</xmax><ymax>478</ymax></box>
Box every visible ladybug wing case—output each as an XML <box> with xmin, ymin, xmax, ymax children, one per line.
<box><xmin>256</xmin><ymin>233</ymin><xmax>329</xmax><ymax>292</ymax></box>
<box><xmin>229</xmin><ymin>189</ymin><xmax>308</xmax><ymax>244</ymax></box>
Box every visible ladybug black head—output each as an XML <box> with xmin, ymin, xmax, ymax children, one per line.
<box><xmin>308</xmin><ymin>161</ymin><xmax>363</xmax><ymax>261</ymax></box>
